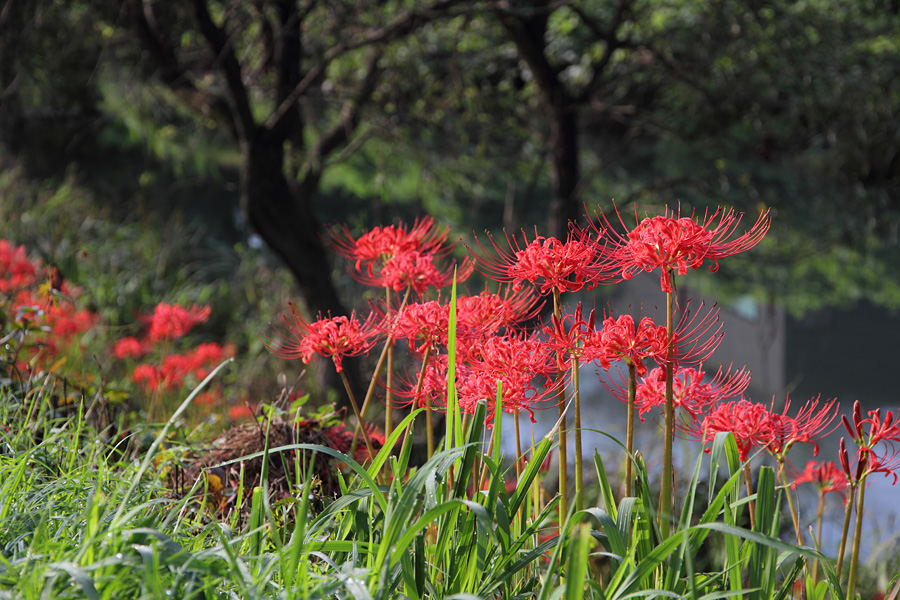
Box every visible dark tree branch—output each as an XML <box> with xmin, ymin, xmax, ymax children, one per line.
<box><xmin>571</xmin><ymin>0</ymin><xmax>633</xmax><ymax>102</ymax></box>
<box><xmin>267</xmin><ymin>0</ymin><xmax>466</xmax><ymax>133</ymax></box>
<box><xmin>190</xmin><ymin>0</ymin><xmax>255</xmax><ymax>140</ymax></box>
<box><xmin>126</xmin><ymin>0</ymin><xmax>236</xmax><ymax>136</ymax></box>
<box><xmin>495</xmin><ymin>1</ymin><xmax>560</xmax><ymax>102</ymax></box>
<box><xmin>306</xmin><ymin>49</ymin><xmax>382</xmax><ymax>177</ymax></box>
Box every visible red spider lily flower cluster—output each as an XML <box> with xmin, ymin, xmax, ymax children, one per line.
<box><xmin>331</xmin><ymin>217</ymin><xmax>450</xmax><ymax>273</ymax></box>
<box><xmin>541</xmin><ymin>304</ymin><xmax>599</xmax><ymax>369</ymax></box>
<box><xmin>113</xmin><ymin>336</ymin><xmax>147</xmax><ymax>359</ymax></box>
<box><xmin>113</xmin><ymin>301</ymin><xmax>233</xmax><ymax>394</ymax></box>
<box><xmin>593</xmin><ymin>312</ymin><xmax>668</xmax><ymax>376</ymax></box>
<box><xmin>0</xmin><ymin>242</ymin><xmax>97</xmax><ymax>373</ymax></box>
<box><xmin>686</xmin><ymin>395</ymin><xmax>839</xmax><ymax>461</ymax></box>
<box><xmin>129</xmin><ymin>341</ymin><xmax>235</xmax><ymax>392</ymax></box>
<box><xmin>457</xmin><ymin>333</ymin><xmax>558</xmax><ymax>423</ymax></box>
<box><xmin>468</xmin><ymin>229</ymin><xmax>617</xmax><ymax>296</ymax></box>
<box><xmin>387</xmin><ymin>288</ymin><xmax>540</xmax><ymax>356</ymax></box>
<box><xmin>594</xmin><ymin>204</ymin><xmax>771</xmax><ymax>293</ymax></box>
<box><xmin>143</xmin><ymin>302</ymin><xmax>212</xmax><ymax>342</ymax></box>
<box><xmin>267</xmin><ymin>302</ymin><xmax>377</xmax><ymax>373</ymax></box>
<box><xmin>329</xmin><ymin>217</ymin><xmax>473</xmax><ymax>294</ymax></box>
<box><xmin>392</xmin><ymin>300</ymin><xmax>450</xmax><ymax>353</ymax></box>
<box><xmin>0</xmin><ymin>240</ymin><xmax>39</xmax><ymax>294</ymax></box>
<box><xmin>625</xmin><ymin>364</ymin><xmax>751</xmax><ymax>422</ymax></box>
<box><xmin>792</xmin><ymin>460</ymin><xmax>849</xmax><ymax>498</ymax></box>
<box><xmin>392</xmin><ymin>306</ymin><xmax>557</xmax><ymax>423</ymax></box>
<box><xmin>838</xmin><ymin>401</ymin><xmax>900</xmax><ymax>484</ymax></box>
<box><xmin>456</xmin><ymin>287</ymin><xmax>542</xmax><ymax>338</ymax></box>
<box><xmin>323</xmin><ymin>423</ymin><xmax>386</xmax><ymax>464</ymax></box>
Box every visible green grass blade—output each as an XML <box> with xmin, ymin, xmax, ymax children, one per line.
<box><xmin>565</xmin><ymin>523</ymin><xmax>591</xmax><ymax>600</ymax></box>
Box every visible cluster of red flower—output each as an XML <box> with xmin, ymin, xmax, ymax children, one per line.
<box><xmin>0</xmin><ymin>240</ymin><xmax>96</xmax><ymax>373</ymax></box>
<box><xmin>113</xmin><ymin>302</ymin><xmax>234</xmax><ymax>393</ymax></box>
<box><xmin>264</xmin><ymin>207</ymin><xmax>850</xmax><ymax>462</ymax></box>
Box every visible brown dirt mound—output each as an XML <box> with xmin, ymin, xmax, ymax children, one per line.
<box><xmin>167</xmin><ymin>415</ymin><xmax>376</xmax><ymax>518</ymax></box>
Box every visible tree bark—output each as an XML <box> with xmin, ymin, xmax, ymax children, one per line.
<box><xmin>548</xmin><ymin>90</ymin><xmax>580</xmax><ymax>241</ymax></box>
<box><xmin>497</xmin><ymin>3</ymin><xmax>581</xmax><ymax>241</ymax></box>
<box><xmin>242</xmin><ymin>128</ymin><xmax>365</xmax><ymax>401</ymax></box>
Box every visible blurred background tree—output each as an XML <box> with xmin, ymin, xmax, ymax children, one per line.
<box><xmin>1</xmin><ymin>0</ymin><xmax>899</xmax><ymax>406</ymax></box>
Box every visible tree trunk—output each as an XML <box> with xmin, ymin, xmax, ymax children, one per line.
<box><xmin>242</xmin><ymin>129</ymin><xmax>365</xmax><ymax>403</ymax></box>
<box><xmin>549</xmin><ymin>92</ymin><xmax>580</xmax><ymax>241</ymax></box>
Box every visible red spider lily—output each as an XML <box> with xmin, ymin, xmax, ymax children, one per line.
<box><xmin>0</xmin><ymin>240</ymin><xmax>39</xmax><ymax>294</ymax></box>
<box><xmin>617</xmin><ymin>364</ymin><xmax>751</xmax><ymax>422</ymax></box>
<box><xmin>838</xmin><ymin>402</ymin><xmax>900</xmax><ymax>485</ymax></box>
<box><xmin>457</xmin><ymin>287</ymin><xmax>542</xmax><ymax>337</ymax></box>
<box><xmin>9</xmin><ymin>288</ymin><xmax>97</xmax><ymax>368</ymax></box>
<box><xmin>355</xmin><ymin>250</ymin><xmax>474</xmax><ymax>294</ymax></box>
<box><xmin>842</xmin><ymin>400</ymin><xmax>900</xmax><ymax>448</ymax></box>
<box><xmin>541</xmin><ymin>303</ymin><xmax>601</xmax><ymax>369</ymax></box>
<box><xmin>113</xmin><ymin>336</ymin><xmax>148</xmax><ymax>360</ymax></box>
<box><xmin>394</xmin><ymin>354</ymin><xmax>450</xmax><ymax>411</ymax></box>
<box><xmin>593</xmin><ymin>204</ymin><xmax>771</xmax><ymax>293</ymax></box>
<box><xmin>132</xmin><ymin>343</ymin><xmax>235</xmax><ymax>391</ymax></box>
<box><xmin>330</xmin><ymin>218</ymin><xmax>470</xmax><ymax>294</ymax></box>
<box><xmin>792</xmin><ymin>460</ymin><xmax>849</xmax><ymax>498</ymax></box>
<box><xmin>143</xmin><ymin>302</ymin><xmax>212</xmax><ymax>342</ymax></box>
<box><xmin>687</xmin><ymin>394</ymin><xmax>838</xmax><ymax>461</ymax></box>
<box><xmin>329</xmin><ymin>217</ymin><xmax>453</xmax><ymax>275</ymax></box>
<box><xmin>266</xmin><ymin>303</ymin><xmax>377</xmax><ymax>373</ymax></box>
<box><xmin>589</xmin><ymin>311</ymin><xmax>668</xmax><ymax>376</ymax></box>
<box><xmin>468</xmin><ymin>229</ymin><xmax>617</xmax><ymax>295</ymax></box>
<box><xmin>839</xmin><ymin>437</ymin><xmax>900</xmax><ymax>485</ymax></box>
<box><xmin>393</xmin><ymin>300</ymin><xmax>450</xmax><ymax>353</ymax></box>
<box><xmin>766</xmin><ymin>395</ymin><xmax>840</xmax><ymax>458</ymax></box>
<box><xmin>458</xmin><ymin>334</ymin><xmax>559</xmax><ymax>423</ymax></box>
<box><xmin>132</xmin><ymin>363</ymin><xmax>162</xmax><ymax>391</ymax></box>
<box><xmin>687</xmin><ymin>398</ymin><xmax>774</xmax><ymax>461</ymax></box>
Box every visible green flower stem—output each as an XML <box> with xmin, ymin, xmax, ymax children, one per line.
<box><xmin>552</xmin><ymin>288</ymin><xmax>568</xmax><ymax>519</ymax></box>
<box><xmin>659</xmin><ymin>276</ymin><xmax>675</xmax><ymax>538</ymax></box>
<box><xmin>385</xmin><ymin>328</ymin><xmax>395</xmax><ymax>441</ymax></box>
<box><xmin>478</xmin><ymin>435</ymin><xmax>494</xmax><ymax>491</ymax></box>
<box><xmin>515</xmin><ymin>410</ymin><xmax>523</xmax><ymax>479</ymax></box>
<box><xmin>572</xmin><ymin>357</ymin><xmax>583</xmax><ymax>512</ymax></box>
<box><xmin>847</xmin><ymin>475</ymin><xmax>868</xmax><ymax>600</ymax></box>
<box><xmin>353</xmin><ymin>286</ymin><xmax>412</xmax><ymax>449</ymax></box>
<box><xmin>404</xmin><ymin>345</ymin><xmax>433</xmax><ymax>459</ymax></box>
<box><xmin>778</xmin><ymin>458</ymin><xmax>804</xmax><ymax>545</ymax></box>
<box><xmin>810</xmin><ymin>490</ymin><xmax>825</xmax><ymax>584</ymax></box>
<box><xmin>625</xmin><ymin>361</ymin><xmax>636</xmax><ymax>498</ymax></box>
<box><xmin>743</xmin><ymin>464</ymin><xmax>756</xmax><ymax>530</ymax></box>
<box><xmin>836</xmin><ymin>481</ymin><xmax>857</xmax><ymax>575</ymax></box>
<box><xmin>339</xmin><ymin>367</ymin><xmax>375</xmax><ymax>462</ymax></box>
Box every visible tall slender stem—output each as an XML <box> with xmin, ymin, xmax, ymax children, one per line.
<box><xmin>625</xmin><ymin>361</ymin><xmax>636</xmax><ymax>498</ymax></box>
<box><xmin>810</xmin><ymin>491</ymin><xmax>825</xmax><ymax>584</ymax></box>
<box><xmin>743</xmin><ymin>464</ymin><xmax>756</xmax><ymax>529</ymax></box>
<box><xmin>836</xmin><ymin>482</ymin><xmax>857</xmax><ymax>575</ymax></box>
<box><xmin>847</xmin><ymin>476</ymin><xmax>868</xmax><ymax>600</ymax></box>
<box><xmin>515</xmin><ymin>411</ymin><xmax>523</xmax><ymax>479</ymax></box>
<box><xmin>338</xmin><ymin>368</ymin><xmax>375</xmax><ymax>461</ymax></box>
<box><xmin>572</xmin><ymin>357</ymin><xmax>583</xmax><ymax>513</ymax></box>
<box><xmin>385</xmin><ymin>289</ymin><xmax>395</xmax><ymax>442</ymax></box>
<box><xmin>778</xmin><ymin>458</ymin><xmax>804</xmax><ymax>544</ymax></box>
<box><xmin>404</xmin><ymin>346</ymin><xmax>433</xmax><ymax>459</ymax></box>
<box><xmin>352</xmin><ymin>286</ymin><xmax>411</xmax><ymax>450</ymax></box>
<box><xmin>659</xmin><ymin>274</ymin><xmax>675</xmax><ymax>538</ymax></box>
<box><xmin>552</xmin><ymin>288</ymin><xmax>568</xmax><ymax>519</ymax></box>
